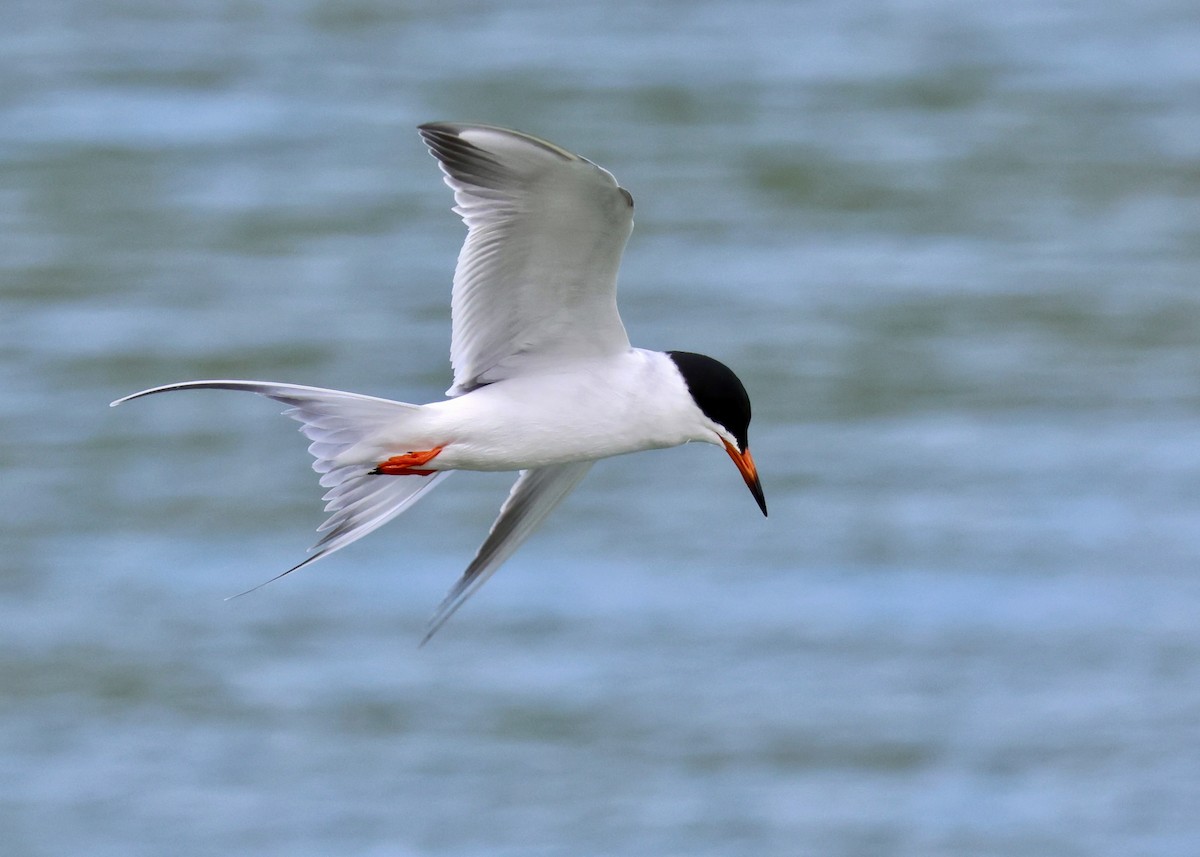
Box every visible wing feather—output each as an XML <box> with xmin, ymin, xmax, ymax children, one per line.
<box><xmin>419</xmin><ymin>123</ymin><xmax>634</xmax><ymax>396</ymax></box>
<box><xmin>421</xmin><ymin>461</ymin><xmax>594</xmax><ymax>644</ymax></box>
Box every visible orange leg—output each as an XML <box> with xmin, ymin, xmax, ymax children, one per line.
<box><xmin>371</xmin><ymin>445</ymin><xmax>444</xmax><ymax>476</ymax></box>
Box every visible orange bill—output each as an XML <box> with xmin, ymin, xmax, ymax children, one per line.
<box><xmin>723</xmin><ymin>440</ymin><xmax>767</xmax><ymax>516</ymax></box>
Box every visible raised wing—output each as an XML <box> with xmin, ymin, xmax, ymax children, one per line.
<box><xmin>419</xmin><ymin>123</ymin><xmax>635</xmax><ymax>396</ymax></box>
<box><xmin>421</xmin><ymin>460</ymin><xmax>594</xmax><ymax>644</ymax></box>
<box><xmin>111</xmin><ymin>381</ymin><xmax>452</xmax><ymax>589</ymax></box>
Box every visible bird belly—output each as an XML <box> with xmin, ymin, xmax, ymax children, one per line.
<box><xmin>416</xmin><ymin>364</ymin><xmax>696</xmax><ymax>472</ymax></box>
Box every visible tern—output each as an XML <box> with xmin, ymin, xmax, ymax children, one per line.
<box><xmin>112</xmin><ymin>122</ymin><xmax>767</xmax><ymax>642</ymax></box>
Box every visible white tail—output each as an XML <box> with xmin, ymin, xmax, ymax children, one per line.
<box><xmin>112</xmin><ymin>381</ymin><xmax>451</xmax><ymax>587</ymax></box>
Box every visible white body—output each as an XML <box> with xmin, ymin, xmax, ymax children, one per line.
<box><xmin>357</xmin><ymin>349</ymin><xmax>706</xmax><ymax>473</ymax></box>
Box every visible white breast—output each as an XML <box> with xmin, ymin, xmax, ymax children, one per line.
<box><xmin>418</xmin><ymin>348</ymin><xmax>708</xmax><ymax>472</ymax></box>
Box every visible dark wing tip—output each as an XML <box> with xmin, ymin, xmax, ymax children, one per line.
<box><xmin>418</xmin><ymin>122</ymin><xmax>513</xmax><ymax>189</ymax></box>
<box><xmin>418</xmin><ymin>121</ymin><xmax>580</xmax><ymax>163</ymax></box>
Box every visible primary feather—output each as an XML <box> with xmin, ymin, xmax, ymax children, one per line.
<box><xmin>419</xmin><ymin>123</ymin><xmax>635</xmax><ymax>395</ymax></box>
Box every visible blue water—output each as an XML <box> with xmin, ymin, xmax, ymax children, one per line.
<box><xmin>3</xmin><ymin>1</ymin><xmax>1200</xmax><ymax>855</ymax></box>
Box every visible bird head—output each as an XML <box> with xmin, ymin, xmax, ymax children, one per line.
<box><xmin>667</xmin><ymin>351</ymin><xmax>767</xmax><ymax>516</ymax></box>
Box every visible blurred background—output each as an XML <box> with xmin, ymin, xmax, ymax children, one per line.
<box><xmin>3</xmin><ymin>1</ymin><xmax>1200</xmax><ymax>855</ymax></box>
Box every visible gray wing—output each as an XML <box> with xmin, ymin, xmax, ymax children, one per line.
<box><xmin>419</xmin><ymin>123</ymin><xmax>634</xmax><ymax>396</ymax></box>
<box><xmin>421</xmin><ymin>460</ymin><xmax>595</xmax><ymax>644</ymax></box>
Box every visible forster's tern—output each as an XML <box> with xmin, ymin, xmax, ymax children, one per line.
<box><xmin>112</xmin><ymin>122</ymin><xmax>766</xmax><ymax>642</ymax></box>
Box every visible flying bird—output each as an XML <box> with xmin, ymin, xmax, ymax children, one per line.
<box><xmin>112</xmin><ymin>122</ymin><xmax>766</xmax><ymax>642</ymax></box>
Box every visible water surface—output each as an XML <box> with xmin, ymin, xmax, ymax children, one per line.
<box><xmin>3</xmin><ymin>2</ymin><xmax>1200</xmax><ymax>855</ymax></box>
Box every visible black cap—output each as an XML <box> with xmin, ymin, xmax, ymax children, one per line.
<box><xmin>666</xmin><ymin>351</ymin><xmax>752</xmax><ymax>452</ymax></box>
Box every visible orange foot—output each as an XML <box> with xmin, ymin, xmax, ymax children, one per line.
<box><xmin>371</xmin><ymin>446</ymin><xmax>444</xmax><ymax>476</ymax></box>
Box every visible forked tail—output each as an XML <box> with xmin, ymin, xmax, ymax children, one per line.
<box><xmin>111</xmin><ymin>381</ymin><xmax>452</xmax><ymax>587</ymax></box>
